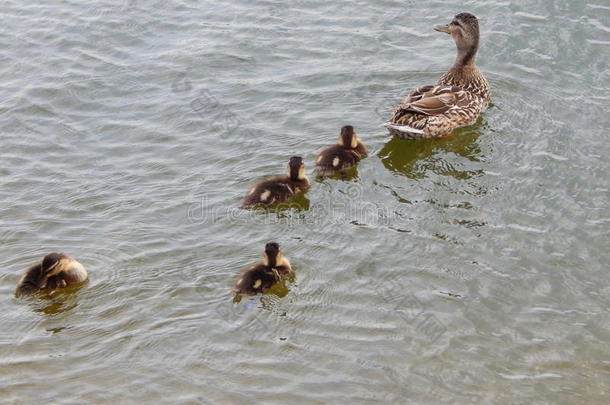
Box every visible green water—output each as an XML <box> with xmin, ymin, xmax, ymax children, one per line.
<box><xmin>0</xmin><ymin>0</ymin><xmax>608</xmax><ymax>404</ymax></box>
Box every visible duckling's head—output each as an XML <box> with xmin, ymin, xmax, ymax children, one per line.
<box><xmin>263</xmin><ymin>242</ymin><xmax>279</xmax><ymax>267</ymax></box>
<box><xmin>39</xmin><ymin>252</ymin><xmax>71</xmax><ymax>287</ymax></box>
<box><xmin>286</xmin><ymin>156</ymin><xmax>306</xmax><ymax>181</ymax></box>
<box><xmin>338</xmin><ymin>125</ymin><xmax>360</xmax><ymax>149</ymax></box>
<box><xmin>434</xmin><ymin>13</ymin><xmax>480</xmax><ymax>64</ymax></box>
<box><xmin>263</xmin><ymin>242</ymin><xmax>281</xmax><ymax>268</ymax></box>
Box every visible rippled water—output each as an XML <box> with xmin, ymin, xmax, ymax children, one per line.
<box><xmin>1</xmin><ymin>0</ymin><xmax>609</xmax><ymax>403</ymax></box>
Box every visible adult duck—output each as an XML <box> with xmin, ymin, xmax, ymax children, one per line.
<box><xmin>384</xmin><ymin>13</ymin><xmax>491</xmax><ymax>139</ymax></box>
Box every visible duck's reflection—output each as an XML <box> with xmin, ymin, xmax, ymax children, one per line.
<box><xmin>379</xmin><ymin>127</ymin><xmax>485</xmax><ymax>180</ymax></box>
<box><xmin>314</xmin><ymin>165</ymin><xmax>360</xmax><ymax>182</ymax></box>
<box><xmin>28</xmin><ymin>284</ymin><xmax>86</xmax><ymax>315</ymax></box>
<box><xmin>232</xmin><ymin>278</ymin><xmax>293</xmax><ymax>303</ymax></box>
<box><xmin>249</xmin><ymin>194</ymin><xmax>311</xmax><ymax>212</ymax></box>
<box><xmin>378</xmin><ymin>123</ymin><xmax>492</xmax><ymax>239</ymax></box>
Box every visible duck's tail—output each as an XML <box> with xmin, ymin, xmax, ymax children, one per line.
<box><xmin>383</xmin><ymin>122</ymin><xmax>424</xmax><ymax>135</ymax></box>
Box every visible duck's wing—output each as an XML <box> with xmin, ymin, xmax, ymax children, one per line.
<box><xmin>243</xmin><ymin>176</ymin><xmax>298</xmax><ymax>207</ymax></box>
<box><xmin>234</xmin><ymin>265</ymin><xmax>278</xmax><ymax>294</ymax></box>
<box><xmin>386</xmin><ymin>86</ymin><xmax>483</xmax><ymax>137</ymax></box>
<box><xmin>396</xmin><ymin>86</ymin><xmax>467</xmax><ymax>116</ymax></box>
<box><xmin>400</xmin><ymin>85</ymin><xmax>437</xmax><ymax>104</ymax></box>
<box><xmin>314</xmin><ymin>145</ymin><xmax>362</xmax><ymax>174</ymax></box>
<box><xmin>15</xmin><ymin>263</ymin><xmax>43</xmax><ymax>297</ymax></box>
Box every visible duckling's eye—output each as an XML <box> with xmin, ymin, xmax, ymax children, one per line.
<box><xmin>452</xmin><ymin>20</ymin><xmax>461</xmax><ymax>27</ymax></box>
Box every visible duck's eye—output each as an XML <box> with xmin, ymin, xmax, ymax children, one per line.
<box><xmin>452</xmin><ymin>20</ymin><xmax>461</xmax><ymax>27</ymax></box>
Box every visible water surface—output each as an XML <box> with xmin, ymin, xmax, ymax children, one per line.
<box><xmin>0</xmin><ymin>0</ymin><xmax>609</xmax><ymax>404</ymax></box>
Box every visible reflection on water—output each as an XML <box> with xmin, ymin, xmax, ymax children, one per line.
<box><xmin>232</xmin><ymin>278</ymin><xmax>293</xmax><ymax>303</ymax></box>
<box><xmin>379</xmin><ymin>129</ymin><xmax>485</xmax><ymax>180</ymax></box>
<box><xmin>242</xmin><ymin>193</ymin><xmax>311</xmax><ymax>212</ymax></box>
<box><xmin>34</xmin><ymin>299</ymin><xmax>78</xmax><ymax>316</ymax></box>
<box><xmin>375</xmin><ymin>122</ymin><xmax>493</xmax><ymax>244</ymax></box>
<box><xmin>29</xmin><ymin>283</ymin><xmax>86</xmax><ymax>315</ymax></box>
<box><xmin>314</xmin><ymin>165</ymin><xmax>360</xmax><ymax>182</ymax></box>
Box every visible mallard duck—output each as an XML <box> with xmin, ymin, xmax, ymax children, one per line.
<box><xmin>15</xmin><ymin>252</ymin><xmax>88</xmax><ymax>297</ymax></box>
<box><xmin>242</xmin><ymin>156</ymin><xmax>310</xmax><ymax>207</ymax></box>
<box><xmin>234</xmin><ymin>242</ymin><xmax>292</xmax><ymax>295</ymax></box>
<box><xmin>314</xmin><ymin>125</ymin><xmax>368</xmax><ymax>175</ymax></box>
<box><xmin>384</xmin><ymin>13</ymin><xmax>491</xmax><ymax>139</ymax></box>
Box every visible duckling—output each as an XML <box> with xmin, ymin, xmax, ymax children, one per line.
<box><xmin>314</xmin><ymin>125</ymin><xmax>368</xmax><ymax>175</ymax></box>
<box><xmin>242</xmin><ymin>156</ymin><xmax>310</xmax><ymax>207</ymax></box>
<box><xmin>385</xmin><ymin>13</ymin><xmax>491</xmax><ymax>139</ymax></box>
<box><xmin>234</xmin><ymin>242</ymin><xmax>292</xmax><ymax>295</ymax></box>
<box><xmin>15</xmin><ymin>252</ymin><xmax>88</xmax><ymax>297</ymax></box>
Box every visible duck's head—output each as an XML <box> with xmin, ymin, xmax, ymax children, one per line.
<box><xmin>434</xmin><ymin>13</ymin><xmax>480</xmax><ymax>65</ymax></box>
<box><xmin>286</xmin><ymin>156</ymin><xmax>307</xmax><ymax>181</ymax></box>
<box><xmin>338</xmin><ymin>125</ymin><xmax>360</xmax><ymax>149</ymax></box>
<box><xmin>263</xmin><ymin>242</ymin><xmax>290</xmax><ymax>270</ymax></box>
<box><xmin>38</xmin><ymin>252</ymin><xmax>71</xmax><ymax>288</ymax></box>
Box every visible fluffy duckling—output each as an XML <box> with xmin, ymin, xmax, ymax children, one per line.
<box><xmin>234</xmin><ymin>243</ymin><xmax>292</xmax><ymax>295</ymax></box>
<box><xmin>385</xmin><ymin>13</ymin><xmax>491</xmax><ymax>139</ymax></box>
<box><xmin>15</xmin><ymin>252</ymin><xmax>88</xmax><ymax>297</ymax></box>
<box><xmin>242</xmin><ymin>156</ymin><xmax>310</xmax><ymax>207</ymax></box>
<box><xmin>314</xmin><ymin>125</ymin><xmax>367</xmax><ymax>175</ymax></box>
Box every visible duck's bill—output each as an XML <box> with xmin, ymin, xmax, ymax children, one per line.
<box><xmin>37</xmin><ymin>274</ymin><xmax>49</xmax><ymax>288</ymax></box>
<box><xmin>433</xmin><ymin>24</ymin><xmax>450</xmax><ymax>34</ymax></box>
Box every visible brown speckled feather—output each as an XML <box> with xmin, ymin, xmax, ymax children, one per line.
<box><xmin>314</xmin><ymin>143</ymin><xmax>367</xmax><ymax>175</ymax></box>
<box><xmin>234</xmin><ymin>264</ymin><xmax>279</xmax><ymax>295</ymax></box>
<box><xmin>388</xmin><ymin>86</ymin><xmax>487</xmax><ymax>139</ymax></box>
<box><xmin>243</xmin><ymin>176</ymin><xmax>310</xmax><ymax>207</ymax></box>
<box><xmin>15</xmin><ymin>263</ymin><xmax>43</xmax><ymax>297</ymax></box>
<box><xmin>234</xmin><ymin>263</ymin><xmax>291</xmax><ymax>295</ymax></box>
